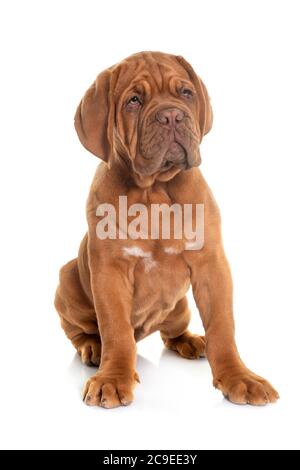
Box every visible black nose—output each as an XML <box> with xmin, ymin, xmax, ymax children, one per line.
<box><xmin>155</xmin><ymin>108</ymin><xmax>184</xmax><ymax>127</ymax></box>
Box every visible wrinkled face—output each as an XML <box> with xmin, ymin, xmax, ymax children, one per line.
<box><xmin>74</xmin><ymin>52</ymin><xmax>212</xmax><ymax>183</ymax></box>
<box><xmin>115</xmin><ymin>58</ymin><xmax>201</xmax><ymax>176</ymax></box>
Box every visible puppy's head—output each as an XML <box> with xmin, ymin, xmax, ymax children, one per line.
<box><xmin>75</xmin><ymin>52</ymin><xmax>213</xmax><ymax>183</ymax></box>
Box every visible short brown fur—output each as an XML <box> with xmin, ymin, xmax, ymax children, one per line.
<box><xmin>55</xmin><ymin>52</ymin><xmax>278</xmax><ymax>407</ymax></box>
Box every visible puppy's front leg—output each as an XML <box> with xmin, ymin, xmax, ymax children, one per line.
<box><xmin>190</xmin><ymin>251</ymin><xmax>279</xmax><ymax>405</ymax></box>
<box><xmin>83</xmin><ymin>263</ymin><xmax>138</xmax><ymax>408</ymax></box>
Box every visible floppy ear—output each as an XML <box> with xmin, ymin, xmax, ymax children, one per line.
<box><xmin>176</xmin><ymin>56</ymin><xmax>213</xmax><ymax>137</ymax></box>
<box><xmin>198</xmin><ymin>77</ymin><xmax>213</xmax><ymax>136</ymax></box>
<box><xmin>74</xmin><ymin>69</ymin><xmax>115</xmax><ymax>164</ymax></box>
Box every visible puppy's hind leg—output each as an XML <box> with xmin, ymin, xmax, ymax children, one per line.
<box><xmin>61</xmin><ymin>316</ymin><xmax>101</xmax><ymax>367</ymax></box>
<box><xmin>160</xmin><ymin>297</ymin><xmax>206</xmax><ymax>359</ymax></box>
<box><xmin>54</xmin><ymin>258</ymin><xmax>101</xmax><ymax>366</ymax></box>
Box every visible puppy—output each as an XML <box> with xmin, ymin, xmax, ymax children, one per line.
<box><xmin>55</xmin><ymin>51</ymin><xmax>278</xmax><ymax>407</ymax></box>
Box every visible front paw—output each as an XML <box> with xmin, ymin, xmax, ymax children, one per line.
<box><xmin>214</xmin><ymin>369</ymin><xmax>279</xmax><ymax>406</ymax></box>
<box><xmin>82</xmin><ymin>370</ymin><xmax>139</xmax><ymax>408</ymax></box>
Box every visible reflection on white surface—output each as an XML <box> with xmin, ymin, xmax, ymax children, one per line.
<box><xmin>0</xmin><ymin>311</ymin><xmax>296</xmax><ymax>450</ymax></box>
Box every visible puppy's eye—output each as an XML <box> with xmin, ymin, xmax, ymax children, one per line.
<box><xmin>127</xmin><ymin>95</ymin><xmax>142</xmax><ymax>107</ymax></box>
<box><xmin>181</xmin><ymin>88</ymin><xmax>193</xmax><ymax>99</ymax></box>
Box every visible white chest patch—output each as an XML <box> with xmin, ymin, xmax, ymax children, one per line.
<box><xmin>143</xmin><ymin>257</ymin><xmax>158</xmax><ymax>273</ymax></box>
<box><xmin>123</xmin><ymin>246</ymin><xmax>151</xmax><ymax>258</ymax></box>
<box><xmin>123</xmin><ymin>246</ymin><xmax>157</xmax><ymax>273</ymax></box>
<box><xmin>163</xmin><ymin>246</ymin><xmax>181</xmax><ymax>255</ymax></box>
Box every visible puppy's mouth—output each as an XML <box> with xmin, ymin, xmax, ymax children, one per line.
<box><xmin>135</xmin><ymin>129</ymin><xmax>194</xmax><ymax>177</ymax></box>
<box><xmin>160</xmin><ymin>161</ymin><xmax>174</xmax><ymax>172</ymax></box>
<box><xmin>160</xmin><ymin>141</ymin><xmax>188</xmax><ymax>172</ymax></box>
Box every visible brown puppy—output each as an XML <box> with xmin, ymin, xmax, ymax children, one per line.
<box><xmin>55</xmin><ymin>51</ymin><xmax>278</xmax><ymax>407</ymax></box>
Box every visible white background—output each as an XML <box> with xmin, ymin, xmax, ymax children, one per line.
<box><xmin>0</xmin><ymin>0</ymin><xmax>299</xmax><ymax>450</ymax></box>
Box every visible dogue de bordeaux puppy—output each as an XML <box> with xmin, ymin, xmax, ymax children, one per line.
<box><xmin>55</xmin><ymin>51</ymin><xmax>279</xmax><ymax>407</ymax></box>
